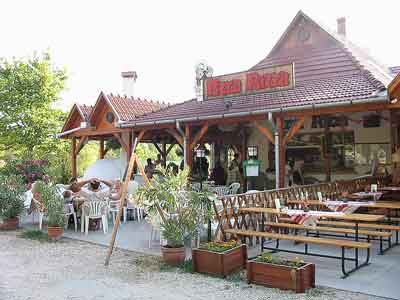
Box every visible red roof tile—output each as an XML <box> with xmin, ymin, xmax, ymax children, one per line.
<box><xmin>127</xmin><ymin>11</ymin><xmax>394</xmax><ymax>125</ymax></box>
<box><xmin>77</xmin><ymin>104</ymin><xmax>93</xmax><ymax>121</ymax></box>
<box><xmin>105</xmin><ymin>94</ymin><xmax>167</xmax><ymax>121</ymax></box>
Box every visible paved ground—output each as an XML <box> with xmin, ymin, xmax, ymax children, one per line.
<box><xmin>21</xmin><ymin>216</ymin><xmax>400</xmax><ymax>299</ymax></box>
<box><xmin>0</xmin><ymin>231</ymin><xmax>393</xmax><ymax>300</ymax></box>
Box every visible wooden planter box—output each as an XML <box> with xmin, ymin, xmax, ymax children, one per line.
<box><xmin>247</xmin><ymin>259</ymin><xmax>315</xmax><ymax>293</ymax></box>
<box><xmin>192</xmin><ymin>244</ymin><xmax>247</xmax><ymax>277</ymax></box>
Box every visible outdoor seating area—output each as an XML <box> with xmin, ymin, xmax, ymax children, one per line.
<box><xmin>214</xmin><ymin>175</ymin><xmax>400</xmax><ymax>283</ymax></box>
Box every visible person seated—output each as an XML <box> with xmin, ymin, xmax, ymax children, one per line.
<box><xmin>144</xmin><ymin>158</ymin><xmax>155</xmax><ymax>179</ymax></box>
<box><xmin>210</xmin><ymin>161</ymin><xmax>226</xmax><ymax>185</ymax></box>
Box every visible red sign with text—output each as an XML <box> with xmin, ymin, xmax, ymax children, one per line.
<box><xmin>204</xmin><ymin>63</ymin><xmax>294</xmax><ymax>100</ymax></box>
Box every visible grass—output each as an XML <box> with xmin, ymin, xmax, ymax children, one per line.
<box><xmin>19</xmin><ymin>229</ymin><xmax>49</xmax><ymax>242</ymax></box>
<box><xmin>159</xmin><ymin>259</ymin><xmax>193</xmax><ymax>273</ymax></box>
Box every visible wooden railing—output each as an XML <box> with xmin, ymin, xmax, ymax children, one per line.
<box><xmin>212</xmin><ymin>175</ymin><xmax>381</xmax><ymax>242</ymax></box>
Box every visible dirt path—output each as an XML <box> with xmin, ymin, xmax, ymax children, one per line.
<box><xmin>0</xmin><ymin>231</ymin><xmax>389</xmax><ymax>300</ymax></box>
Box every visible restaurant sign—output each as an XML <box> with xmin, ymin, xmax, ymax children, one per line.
<box><xmin>204</xmin><ymin>63</ymin><xmax>295</xmax><ymax>100</ymax></box>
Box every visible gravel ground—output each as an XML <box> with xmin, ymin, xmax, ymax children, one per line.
<box><xmin>0</xmin><ymin>231</ymin><xmax>390</xmax><ymax>300</ymax></box>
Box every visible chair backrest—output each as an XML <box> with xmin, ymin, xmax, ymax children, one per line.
<box><xmin>229</xmin><ymin>182</ymin><xmax>241</xmax><ymax>194</ymax></box>
<box><xmin>83</xmin><ymin>201</ymin><xmax>107</xmax><ymax>217</ymax></box>
<box><xmin>64</xmin><ymin>203</ymin><xmax>75</xmax><ymax>215</ymax></box>
<box><xmin>108</xmin><ymin>200</ymin><xmax>120</xmax><ymax>210</ymax></box>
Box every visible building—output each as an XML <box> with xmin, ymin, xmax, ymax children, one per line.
<box><xmin>60</xmin><ymin>10</ymin><xmax>400</xmax><ymax>188</ymax></box>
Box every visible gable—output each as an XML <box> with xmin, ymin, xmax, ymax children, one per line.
<box><xmin>88</xmin><ymin>92</ymin><xmax>119</xmax><ymax>129</ymax></box>
<box><xmin>61</xmin><ymin>104</ymin><xmax>84</xmax><ymax>132</ymax></box>
<box><xmin>269</xmin><ymin>14</ymin><xmax>336</xmax><ymax>56</ymax></box>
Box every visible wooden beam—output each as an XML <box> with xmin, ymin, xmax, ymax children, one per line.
<box><xmin>190</xmin><ymin>123</ymin><xmax>209</xmax><ymax>150</ymax></box>
<box><xmin>283</xmin><ymin>117</ymin><xmax>307</xmax><ymax>145</ymax></box>
<box><xmin>152</xmin><ymin>142</ymin><xmax>163</xmax><ymax>155</ymax></box>
<box><xmin>253</xmin><ymin>121</ymin><xmax>275</xmax><ymax>144</ymax></box>
<box><xmin>166</xmin><ymin>142</ymin><xmax>176</xmax><ymax>156</ymax></box>
<box><xmin>71</xmin><ymin>137</ymin><xmax>77</xmax><ymax>179</ymax></box>
<box><xmin>185</xmin><ymin>125</ymin><xmax>192</xmax><ymax>171</ymax></box>
<box><xmin>162</xmin><ymin>142</ymin><xmax>167</xmax><ymax>168</ymax></box>
<box><xmin>99</xmin><ymin>138</ymin><xmax>105</xmax><ymax>159</ymax></box>
<box><xmin>276</xmin><ymin>117</ymin><xmax>285</xmax><ymax>188</ymax></box>
<box><xmin>75</xmin><ymin>136</ymin><xmax>88</xmax><ymax>156</ymax></box>
<box><xmin>166</xmin><ymin>129</ymin><xmax>183</xmax><ymax>147</ymax></box>
<box><xmin>113</xmin><ymin>133</ymin><xmax>129</xmax><ymax>154</ymax></box>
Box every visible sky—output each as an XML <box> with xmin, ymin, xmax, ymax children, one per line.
<box><xmin>1</xmin><ymin>0</ymin><xmax>399</xmax><ymax>111</ymax></box>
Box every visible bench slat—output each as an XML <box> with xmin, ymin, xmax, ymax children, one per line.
<box><xmin>225</xmin><ymin>229</ymin><xmax>371</xmax><ymax>249</ymax></box>
<box><xmin>318</xmin><ymin>220</ymin><xmax>400</xmax><ymax>231</ymax></box>
<box><xmin>264</xmin><ymin>222</ymin><xmax>391</xmax><ymax>237</ymax></box>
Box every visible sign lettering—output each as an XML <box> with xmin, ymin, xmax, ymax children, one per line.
<box><xmin>204</xmin><ymin>63</ymin><xmax>294</xmax><ymax>100</ymax></box>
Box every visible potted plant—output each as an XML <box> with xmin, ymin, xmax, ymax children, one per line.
<box><xmin>0</xmin><ymin>175</ymin><xmax>26</xmax><ymax>230</ymax></box>
<box><xmin>135</xmin><ymin>168</ymin><xmax>213</xmax><ymax>266</ymax></box>
<box><xmin>247</xmin><ymin>253</ymin><xmax>315</xmax><ymax>293</ymax></box>
<box><xmin>192</xmin><ymin>240</ymin><xmax>247</xmax><ymax>277</ymax></box>
<box><xmin>36</xmin><ymin>182</ymin><xmax>66</xmax><ymax>240</ymax></box>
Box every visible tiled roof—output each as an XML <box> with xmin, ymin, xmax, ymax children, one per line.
<box><xmin>390</xmin><ymin>66</ymin><xmax>400</xmax><ymax>77</ymax></box>
<box><xmin>105</xmin><ymin>93</ymin><xmax>167</xmax><ymax>121</ymax></box>
<box><xmin>77</xmin><ymin>104</ymin><xmax>93</xmax><ymax>121</ymax></box>
<box><xmin>127</xmin><ymin>11</ymin><xmax>393</xmax><ymax>125</ymax></box>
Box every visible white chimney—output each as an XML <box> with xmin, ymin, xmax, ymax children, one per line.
<box><xmin>337</xmin><ymin>17</ymin><xmax>346</xmax><ymax>36</ymax></box>
<box><xmin>121</xmin><ymin>71</ymin><xmax>137</xmax><ymax>97</ymax></box>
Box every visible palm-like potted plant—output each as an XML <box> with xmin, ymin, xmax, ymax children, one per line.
<box><xmin>36</xmin><ymin>182</ymin><xmax>66</xmax><ymax>240</ymax></box>
<box><xmin>0</xmin><ymin>175</ymin><xmax>26</xmax><ymax>230</ymax></box>
<box><xmin>135</xmin><ymin>168</ymin><xmax>213</xmax><ymax>266</ymax></box>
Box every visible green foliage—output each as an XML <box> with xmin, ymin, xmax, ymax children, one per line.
<box><xmin>135</xmin><ymin>168</ymin><xmax>215</xmax><ymax>247</ymax></box>
<box><xmin>0</xmin><ymin>52</ymin><xmax>67</xmax><ymax>155</ymax></box>
<box><xmin>19</xmin><ymin>229</ymin><xmax>49</xmax><ymax>242</ymax></box>
<box><xmin>0</xmin><ymin>175</ymin><xmax>26</xmax><ymax>219</ymax></box>
<box><xmin>200</xmin><ymin>240</ymin><xmax>240</xmax><ymax>253</ymax></box>
<box><xmin>255</xmin><ymin>253</ymin><xmax>306</xmax><ymax>268</ymax></box>
<box><xmin>35</xmin><ymin>181</ymin><xmax>65</xmax><ymax>227</ymax></box>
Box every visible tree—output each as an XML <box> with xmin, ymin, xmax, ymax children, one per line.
<box><xmin>0</xmin><ymin>52</ymin><xmax>67</xmax><ymax>155</ymax></box>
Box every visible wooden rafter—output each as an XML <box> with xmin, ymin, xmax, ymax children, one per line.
<box><xmin>283</xmin><ymin>117</ymin><xmax>307</xmax><ymax>145</ymax></box>
<box><xmin>190</xmin><ymin>123</ymin><xmax>209</xmax><ymax>150</ymax></box>
<box><xmin>253</xmin><ymin>121</ymin><xmax>274</xmax><ymax>144</ymax></box>
<box><xmin>166</xmin><ymin>129</ymin><xmax>183</xmax><ymax>147</ymax></box>
<box><xmin>75</xmin><ymin>136</ymin><xmax>88</xmax><ymax>156</ymax></box>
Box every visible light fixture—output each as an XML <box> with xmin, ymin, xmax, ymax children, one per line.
<box><xmin>80</xmin><ymin>122</ymin><xmax>87</xmax><ymax>128</ymax></box>
<box><xmin>196</xmin><ymin>149</ymin><xmax>206</xmax><ymax>158</ymax></box>
<box><xmin>247</xmin><ymin>145</ymin><xmax>258</xmax><ymax>158</ymax></box>
<box><xmin>390</xmin><ymin>98</ymin><xmax>398</xmax><ymax>104</ymax></box>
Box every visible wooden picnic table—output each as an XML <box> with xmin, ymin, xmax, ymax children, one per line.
<box><xmin>240</xmin><ymin>207</ymin><xmax>385</xmax><ymax>222</ymax></box>
<box><xmin>287</xmin><ymin>200</ymin><xmax>400</xmax><ymax>210</ymax></box>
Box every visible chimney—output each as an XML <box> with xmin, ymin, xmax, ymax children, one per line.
<box><xmin>337</xmin><ymin>17</ymin><xmax>346</xmax><ymax>36</ymax></box>
<box><xmin>121</xmin><ymin>71</ymin><xmax>137</xmax><ymax>97</ymax></box>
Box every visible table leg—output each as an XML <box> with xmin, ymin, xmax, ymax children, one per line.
<box><xmin>355</xmin><ymin>221</ymin><xmax>359</xmax><ymax>268</ymax></box>
<box><xmin>261</xmin><ymin>211</ymin><xmax>265</xmax><ymax>253</ymax></box>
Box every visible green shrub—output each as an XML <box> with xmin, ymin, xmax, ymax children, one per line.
<box><xmin>199</xmin><ymin>240</ymin><xmax>240</xmax><ymax>253</ymax></box>
<box><xmin>35</xmin><ymin>181</ymin><xmax>65</xmax><ymax>227</ymax></box>
<box><xmin>255</xmin><ymin>253</ymin><xmax>306</xmax><ymax>268</ymax></box>
<box><xmin>0</xmin><ymin>175</ymin><xmax>26</xmax><ymax>219</ymax></box>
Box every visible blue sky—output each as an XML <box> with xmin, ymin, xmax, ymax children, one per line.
<box><xmin>1</xmin><ymin>0</ymin><xmax>399</xmax><ymax>110</ymax></box>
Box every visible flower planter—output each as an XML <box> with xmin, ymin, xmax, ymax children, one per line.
<box><xmin>47</xmin><ymin>226</ymin><xmax>64</xmax><ymax>240</ymax></box>
<box><xmin>0</xmin><ymin>217</ymin><xmax>19</xmax><ymax>230</ymax></box>
<box><xmin>247</xmin><ymin>259</ymin><xmax>315</xmax><ymax>293</ymax></box>
<box><xmin>161</xmin><ymin>246</ymin><xmax>186</xmax><ymax>266</ymax></box>
<box><xmin>192</xmin><ymin>244</ymin><xmax>247</xmax><ymax>277</ymax></box>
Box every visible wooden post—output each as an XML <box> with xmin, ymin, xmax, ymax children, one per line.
<box><xmin>162</xmin><ymin>142</ymin><xmax>167</xmax><ymax>168</ymax></box>
<box><xmin>185</xmin><ymin>125</ymin><xmax>192</xmax><ymax>172</ymax></box>
<box><xmin>324</xmin><ymin>116</ymin><xmax>332</xmax><ymax>182</ymax></box>
<box><xmin>276</xmin><ymin>117</ymin><xmax>286</xmax><ymax>188</ymax></box>
<box><xmin>71</xmin><ymin>137</ymin><xmax>77</xmax><ymax>179</ymax></box>
<box><xmin>99</xmin><ymin>138</ymin><xmax>105</xmax><ymax>159</ymax></box>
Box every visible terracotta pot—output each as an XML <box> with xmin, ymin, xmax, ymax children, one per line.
<box><xmin>161</xmin><ymin>246</ymin><xmax>185</xmax><ymax>266</ymax></box>
<box><xmin>0</xmin><ymin>217</ymin><xmax>19</xmax><ymax>230</ymax></box>
<box><xmin>47</xmin><ymin>226</ymin><xmax>64</xmax><ymax>240</ymax></box>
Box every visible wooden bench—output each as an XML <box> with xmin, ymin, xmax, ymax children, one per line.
<box><xmin>318</xmin><ymin>220</ymin><xmax>400</xmax><ymax>244</ymax></box>
<box><xmin>225</xmin><ymin>228</ymin><xmax>371</xmax><ymax>278</ymax></box>
<box><xmin>263</xmin><ymin>221</ymin><xmax>392</xmax><ymax>254</ymax></box>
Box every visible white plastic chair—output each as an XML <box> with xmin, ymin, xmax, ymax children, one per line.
<box><xmin>125</xmin><ymin>181</ymin><xmax>143</xmax><ymax>222</ymax></box>
<box><xmin>82</xmin><ymin>201</ymin><xmax>108</xmax><ymax>235</ymax></box>
<box><xmin>108</xmin><ymin>200</ymin><xmax>122</xmax><ymax>224</ymax></box>
<box><xmin>31</xmin><ymin>198</ymin><xmax>46</xmax><ymax>230</ymax></box>
<box><xmin>228</xmin><ymin>182</ymin><xmax>241</xmax><ymax>195</ymax></box>
<box><xmin>64</xmin><ymin>203</ymin><xmax>77</xmax><ymax>232</ymax></box>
